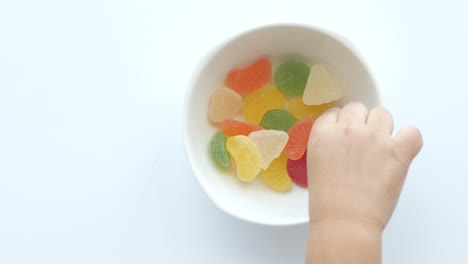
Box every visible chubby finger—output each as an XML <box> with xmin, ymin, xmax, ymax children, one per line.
<box><xmin>392</xmin><ymin>126</ymin><xmax>423</xmax><ymax>164</ymax></box>
<box><xmin>367</xmin><ymin>107</ymin><xmax>394</xmax><ymax>136</ymax></box>
<box><xmin>337</xmin><ymin>102</ymin><xmax>368</xmax><ymax>125</ymax></box>
<box><xmin>314</xmin><ymin>107</ymin><xmax>340</xmax><ymax>125</ymax></box>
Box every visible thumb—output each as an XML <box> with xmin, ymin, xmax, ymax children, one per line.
<box><xmin>392</xmin><ymin>126</ymin><xmax>423</xmax><ymax>164</ymax></box>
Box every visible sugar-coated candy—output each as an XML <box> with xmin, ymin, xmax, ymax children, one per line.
<box><xmin>260</xmin><ymin>109</ymin><xmax>297</xmax><ymax>132</ymax></box>
<box><xmin>284</xmin><ymin>120</ymin><xmax>314</xmax><ymax>160</ymax></box>
<box><xmin>287</xmin><ymin>98</ymin><xmax>332</xmax><ymax>120</ymax></box>
<box><xmin>209</xmin><ymin>131</ymin><xmax>231</xmax><ymax>168</ymax></box>
<box><xmin>226</xmin><ymin>57</ymin><xmax>272</xmax><ymax>96</ymax></box>
<box><xmin>274</xmin><ymin>59</ymin><xmax>310</xmax><ymax>96</ymax></box>
<box><xmin>261</xmin><ymin>153</ymin><xmax>292</xmax><ymax>192</ymax></box>
<box><xmin>303</xmin><ymin>64</ymin><xmax>342</xmax><ymax>105</ymax></box>
<box><xmin>242</xmin><ymin>85</ymin><xmax>286</xmax><ymax>124</ymax></box>
<box><xmin>287</xmin><ymin>152</ymin><xmax>308</xmax><ymax>188</ymax></box>
<box><xmin>209</xmin><ymin>87</ymin><xmax>243</xmax><ymax>123</ymax></box>
<box><xmin>249</xmin><ymin>130</ymin><xmax>289</xmax><ymax>170</ymax></box>
<box><xmin>226</xmin><ymin>135</ymin><xmax>262</xmax><ymax>182</ymax></box>
<box><xmin>221</xmin><ymin>119</ymin><xmax>263</xmax><ymax>137</ymax></box>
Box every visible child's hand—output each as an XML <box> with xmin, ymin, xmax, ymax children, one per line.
<box><xmin>308</xmin><ymin>102</ymin><xmax>423</xmax><ymax>229</ymax></box>
<box><xmin>306</xmin><ymin>102</ymin><xmax>422</xmax><ymax>263</ymax></box>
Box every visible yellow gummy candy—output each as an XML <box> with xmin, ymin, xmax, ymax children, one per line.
<box><xmin>242</xmin><ymin>85</ymin><xmax>287</xmax><ymax>125</ymax></box>
<box><xmin>261</xmin><ymin>153</ymin><xmax>292</xmax><ymax>192</ymax></box>
<box><xmin>226</xmin><ymin>135</ymin><xmax>262</xmax><ymax>182</ymax></box>
<box><xmin>287</xmin><ymin>98</ymin><xmax>333</xmax><ymax>120</ymax></box>
<box><xmin>302</xmin><ymin>64</ymin><xmax>342</xmax><ymax>105</ymax></box>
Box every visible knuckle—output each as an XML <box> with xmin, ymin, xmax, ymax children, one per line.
<box><xmin>341</xmin><ymin>122</ymin><xmax>359</xmax><ymax>136</ymax></box>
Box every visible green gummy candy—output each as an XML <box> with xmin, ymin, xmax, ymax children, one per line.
<box><xmin>274</xmin><ymin>59</ymin><xmax>311</xmax><ymax>96</ymax></box>
<box><xmin>210</xmin><ymin>131</ymin><xmax>231</xmax><ymax>168</ymax></box>
<box><xmin>260</xmin><ymin>110</ymin><xmax>297</xmax><ymax>132</ymax></box>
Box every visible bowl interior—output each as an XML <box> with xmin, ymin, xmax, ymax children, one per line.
<box><xmin>184</xmin><ymin>24</ymin><xmax>380</xmax><ymax>226</ymax></box>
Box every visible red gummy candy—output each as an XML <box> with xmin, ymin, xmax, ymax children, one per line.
<box><xmin>226</xmin><ymin>57</ymin><xmax>272</xmax><ymax>96</ymax></box>
<box><xmin>287</xmin><ymin>152</ymin><xmax>308</xmax><ymax>188</ymax></box>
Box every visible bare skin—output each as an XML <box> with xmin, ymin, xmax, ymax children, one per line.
<box><xmin>306</xmin><ymin>102</ymin><xmax>423</xmax><ymax>264</ymax></box>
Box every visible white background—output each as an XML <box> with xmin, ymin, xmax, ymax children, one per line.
<box><xmin>0</xmin><ymin>0</ymin><xmax>467</xmax><ymax>263</ymax></box>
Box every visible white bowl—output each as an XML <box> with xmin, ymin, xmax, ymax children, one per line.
<box><xmin>183</xmin><ymin>23</ymin><xmax>380</xmax><ymax>226</ymax></box>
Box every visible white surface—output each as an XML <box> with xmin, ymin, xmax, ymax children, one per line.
<box><xmin>185</xmin><ymin>24</ymin><xmax>379</xmax><ymax>226</ymax></box>
<box><xmin>0</xmin><ymin>0</ymin><xmax>467</xmax><ymax>263</ymax></box>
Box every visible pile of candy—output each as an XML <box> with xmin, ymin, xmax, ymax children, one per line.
<box><xmin>208</xmin><ymin>57</ymin><xmax>342</xmax><ymax>192</ymax></box>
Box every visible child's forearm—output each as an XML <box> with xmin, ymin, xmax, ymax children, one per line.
<box><xmin>306</xmin><ymin>220</ymin><xmax>382</xmax><ymax>264</ymax></box>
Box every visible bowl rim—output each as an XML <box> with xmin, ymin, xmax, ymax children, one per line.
<box><xmin>182</xmin><ymin>22</ymin><xmax>381</xmax><ymax>226</ymax></box>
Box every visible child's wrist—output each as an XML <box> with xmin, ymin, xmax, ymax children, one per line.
<box><xmin>307</xmin><ymin>219</ymin><xmax>382</xmax><ymax>264</ymax></box>
<box><xmin>311</xmin><ymin>216</ymin><xmax>383</xmax><ymax>231</ymax></box>
<box><xmin>309</xmin><ymin>218</ymin><xmax>383</xmax><ymax>239</ymax></box>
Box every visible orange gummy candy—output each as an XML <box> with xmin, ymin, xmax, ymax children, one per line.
<box><xmin>226</xmin><ymin>57</ymin><xmax>272</xmax><ymax>96</ymax></box>
<box><xmin>220</xmin><ymin>119</ymin><xmax>263</xmax><ymax>137</ymax></box>
<box><xmin>284</xmin><ymin>119</ymin><xmax>315</xmax><ymax>160</ymax></box>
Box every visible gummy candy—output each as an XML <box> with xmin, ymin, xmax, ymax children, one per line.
<box><xmin>287</xmin><ymin>152</ymin><xmax>308</xmax><ymax>188</ymax></box>
<box><xmin>209</xmin><ymin>87</ymin><xmax>243</xmax><ymax>123</ymax></box>
<box><xmin>284</xmin><ymin>119</ymin><xmax>314</xmax><ymax>160</ymax></box>
<box><xmin>242</xmin><ymin>85</ymin><xmax>286</xmax><ymax>124</ymax></box>
<box><xmin>274</xmin><ymin>59</ymin><xmax>310</xmax><ymax>96</ymax></box>
<box><xmin>221</xmin><ymin>119</ymin><xmax>263</xmax><ymax>137</ymax></box>
<box><xmin>206</xmin><ymin>55</ymin><xmax>329</xmax><ymax>192</ymax></box>
<box><xmin>259</xmin><ymin>109</ymin><xmax>297</xmax><ymax>132</ymax></box>
<box><xmin>226</xmin><ymin>57</ymin><xmax>272</xmax><ymax>96</ymax></box>
<box><xmin>248</xmin><ymin>130</ymin><xmax>289</xmax><ymax>170</ymax></box>
<box><xmin>287</xmin><ymin>98</ymin><xmax>333</xmax><ymax>120</ymax></box>
<box><xmin>209</xmin><ymin>131</ymin><xmax>231</xmax><ymax>168</ymax></box>
<box><xmin>303</xmin><ymin>64</ymin><xmax>342</xmax><ymax>105</ymax></box>
<box><xmin>261</xmin><ymin>153</ymin><xmax>292</xmax><ymax>192</ymax></box>
<box><xmin>226</xmin><ymin>135</ymin><xmax>262</xmax><ymax>182</ymax></box>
